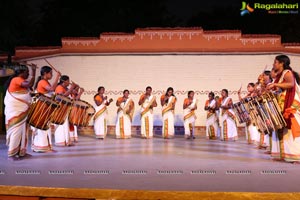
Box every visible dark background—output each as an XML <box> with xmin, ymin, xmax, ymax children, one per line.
<box><xmin>0</xmin><ymin>0</ymin><xmax>299</xmax><ymax>55</ymax></box>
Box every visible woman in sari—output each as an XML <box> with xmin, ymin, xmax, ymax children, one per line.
<box><xmin>94</xmin><ymin>86</ymin><xmax>113</xmax><ymax>139</ymax></box>
<box><xmin>220</xmin><ymin>89</ymin><xmax>238</xmax><ymax>141</ymax></box>
<box><xmin>31</xmin><ymin>66</ymin><xmax>60</xmax><ymax>152</ymax></box>
<box><xmin>4</xmin><ymin>64</ymin><xmax>36</xmax><ymax>160</ymax></box>
<box><xmin>267</xmin><ymin>55</ymin><xmax>300</xmax><ymax>163</ymax></box>
<box><xmin>160</xmin><ymin>87</ymin><xmax>177</xmax><ymax>139</ymax></box>
<box><xmin>204</xmin><ymin>92</ymin><xmax>218</xmax><ymax>140</ymax></box>
<box><xmin>138</xmin><ymin>86</ymin><xmax>157</xmax><ymax>139</ymax></box>
<box><xmin>183</xmin><ymin>91</ymin><xmax>197</xmax><ymax>139</ymax></box>
<box><xmin>115</xmin><ymin>89</ymin><xmax>134</xmax><ymax>139</ymax></box>
<box><xmin>69</xmin><ymin>85</ymin><xmax>84</xmax><ymax>143</ymax></box>
<box><xmin>54</xmin><ymin>75</ymin><xmax>76</xmax><ymax>146</ymax></box>
<box><xmin>238</xmin><ymin>83</ymin><xmax>260</xmax><ymax>144</ymax></box>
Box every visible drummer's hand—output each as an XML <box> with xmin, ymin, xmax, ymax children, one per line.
<box><xmin>267</xmin><ymin>83</ymin><xmax>276</xmax><ymax>90</ymax></box>
<box><xmin>237</xmin><ymin>87</ymin><xmax>242</xmax><ymax>94</ymax></box>
<box><xmin>79</xmin><ymin>87</ymin><xmax>84</xmax><ymax>93</ymax></box>
<box><xmin>70</xmin><ymin>82</ymin><xmax>76</xmax><ymax>89</ymax></box>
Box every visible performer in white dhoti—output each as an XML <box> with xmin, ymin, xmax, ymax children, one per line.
<box><xmin>160</xmin><ymin>87</ymin><xmax>177</xmax><ymax>139</ymax></box>
<box><xmin>4</xmin><ymin>64</ymin><xmax>36</xmax><ymax>160</ymax></box>
<box><xmin>183</xmin><ymin>91</ymin><xmax>197</xmax><ymax>139</ymax></box>
<box><xmin>94</xmin><ymin>86</ymin><xmax>113</xmax><ymax>139</ymax></box>
<box><xmin>138</xmin><ymin>86</ymin><xmax>157</xmax><ymax>139</ymax></box>
<box><xmin>204</xmin><ymin>92</ymin><xmax>218</xmax><ymax>140</ymax></box>
<box><xmin>115</xmin><ymin>90</ymin><xmax>135</xmax><ymax>139</ymax></box>
<box><xmin>220</xmin><ymin>89</ymin><xmax>238</xmax><ymax>141</ymax></box>
<box><xmin>31</xmin><ymin>66</ymin><xmax>60</xmax><ymax>152</ymax></box>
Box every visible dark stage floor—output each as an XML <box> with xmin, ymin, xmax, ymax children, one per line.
<box><xmin>0</xmin><ymin>134</ymin><xmax>299</xmax><ymax>192</ymax></box>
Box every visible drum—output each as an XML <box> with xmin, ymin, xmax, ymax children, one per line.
<box><xmin>51</xmin><ymin>94</ymin><xmax>72</xmax><ymax>125</ymax></box>
<box><xmin>69</xmin><ymin>100</ymin><xmax>95</xmax><ymax>126</ymax></box>
<box><xmin>232</xmin><ymin>101</ymin><xmax>251</xmax><ymax>124</ymax></box>
<box><xmin>27</xmin><ymin>94</ymin><xmax>59</xmax><ymax>130</ymax></box>
<box><xmin>246</xmin><ymin>92</ymin><xmax>286</xmax><ymax>135</ymax></box>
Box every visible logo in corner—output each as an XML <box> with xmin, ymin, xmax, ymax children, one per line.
<box><xmin>240</xmin><ymin>1</ymin><xmax>254</xmax><ymax>16</ymax></box>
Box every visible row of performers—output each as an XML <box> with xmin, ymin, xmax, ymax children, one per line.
<box><xmin>4</xmin><ymin>54</ymin><xmax>300</xmax><ymax>163</ymax></box>
<box><xmin>4</xmin><ymin>63</ymin><xmax>235</xmax><ymax>160</ymax></box>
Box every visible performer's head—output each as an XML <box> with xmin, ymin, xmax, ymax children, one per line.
<box><xmin>208</xmin><ymin>91</ymin><xmax>214</xmax><ymax>100</ymax></box>
<box><xmin>146</xmin><ymin>86</ymin><xmax>152</xmax><ymax>95</ymax></box>
<box><xmin>221</xmin><ymin>89</ymin><xmax>228</xmax><ymax>98</ymax></box>
<box><xmin>188</xmin><ymin>90</ymin><xmax>194</xmax><ymax>99</ymax></box>
<box><xmin>263</xmin><ymin>70</ymin><xmax>272</xmax><ymax>84</ymax></box>
<box><xmin>123</xmin><ymin>89</ymin><xmax>129</xmax><ymax>98</ymax></box>
<box><xmin>274</xmin><ymin>54</ymin><xmax>299</xmax><ymax>84</ymax></box>
<box><xmin>58</xmin><ymin>75</ymin><xmax>70</xmax><ymax>87</ymax></box>
<box><xmin>34</xmin><ymin>66</ymin><xmax>52</xmax><ymax>89</ymax></box>
<box><xmin>15</xmin><ymin>65</ymin><xmax>29</xmax><ymax>79</ymax></box>
<box><xmin>40</xmin><ymin>66</ymin><xmax>53</xmax><ymax>79</ymax></box>
<box><xmin>247</xmin><ymin>83</ymin><xmax>255</xmax><ymax>92</ymax></box>
<box><xmin>4</xmin><ymin>64</ymin><xmax>29</xmax><ymax>91</ymax></box>
<box><xmin>166</xmin><ymin>87</ymin><xmax>174</xmax><ymax>96</ymax></box>
<box><xmin>274</xmin><ymin>55</ymin><xmax>290</xmax><ymax>72</ymax></box>
<box><xmin>97</xmin><ymin>86</ymin><xmax>105</xmax><ymax>94</ymax></box>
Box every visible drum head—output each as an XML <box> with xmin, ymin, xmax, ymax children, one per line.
<box><xmin>55</xmin><ymin>94</ymin><xmax>72</xmax><ymax>104</ymax></box>
<box><xmin>39</xmin><ymin>94</ymin><xmax>59</xmax><ymax>108</ymax></box>
<box><xmin>73</xmin><ymin>100</ymin><xmax>88</xmax><ymax>107</ymax></box>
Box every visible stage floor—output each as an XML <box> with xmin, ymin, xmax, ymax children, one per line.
<box><xmin>0</xmin><ymin>134</ymin><xmax>299</xmax><ymax>192</ymax></box>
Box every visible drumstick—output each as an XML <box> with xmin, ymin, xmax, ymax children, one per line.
<box><xmin>238</xmin><ymin>84</ymin><xmax>242</xmax><ymax>93</ymax></box>
<box><xmin>44</xmin><ymin>59</ymin><xmax>80</xmax><ymax>85</ymax></box>
<box><xmin>44</xmin><ymin>59</ymin><xmax>59</xmax><ymax>73</ymax></box>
